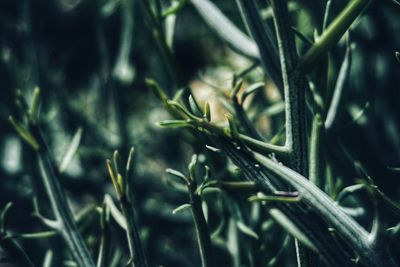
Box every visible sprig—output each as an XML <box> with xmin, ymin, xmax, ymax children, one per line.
<box><xmin>166</xmin><ymin>155</ymin><xmax>214</xmax><ymax>267</ymax></box>
<box><xmin>9</xmin><ymin>88</ymin><xmax>96</xmax><ymax>267</ymax></box>
<box><xmin>106</xmin><ymin>148</ymin><xmax>148</xmax><ymax>267</ymax></box>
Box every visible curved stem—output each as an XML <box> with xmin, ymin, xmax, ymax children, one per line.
<box><xmin>252</xmin><ymin>151</ymin><xmax>398</xmax><ymax>267</ymax></box>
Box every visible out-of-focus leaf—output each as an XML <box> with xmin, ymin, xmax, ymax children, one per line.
<box><xmin>236</xmin><ymin>221</ymin><xmax>259</xmax><ymax>240</ymax></box>
<box><xmin>190</xmin><ymin>0</ymin><xmax>260</xmax><ymax>59</ymax></box>
<box><xmin>172</xmin><ymin>203</ymin><xmax>192</xmax><ymax>214</ymax></box>
<box><xmin>59</xmin><ymin>127</ymin><xmax>83</xmax><ymax>173</ymax></box>
<box><xmin>269</xmin><ymin>208</ymin><xmax>316</xmax><ymax>251</ymax></box>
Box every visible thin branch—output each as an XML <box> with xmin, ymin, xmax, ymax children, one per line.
<box><xmin>298</xmin><ymin>0</ymin><xmax>371</xmax><ymax>71</ymax></box>
<box><xmin>235</xmin><ymin>0</ymin><xmax>283</xmax><ymax>91</ymax></box>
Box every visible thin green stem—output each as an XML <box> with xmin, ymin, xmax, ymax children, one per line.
<box><xmin>0</xmin><ymin>236</ymin><xmax>35</xmax><ymax>267</ymax></box>
<box><xmin>33</xmin><ymin>128</ymin><xmax>95</xmax><ymax>267</ymax></box>
<box><xmin>188</xmin><ymin>181</ymin><xmax>214</xmax><ymax>267</ymax></box>
<box><xmin>119</xmin><ymin>196</ymin><xmax>148</xmax><ymax>267</ymax></box>
<box><xmin>137</xmin><ymin>0</ymin><xmax>183</xmax><ymax>90</ymax></box>
<box><xmin>97</xmin><ymin>203</ymin><xmax>110</xmax><ymax>267</ymax></box>
<box><xmin>231</xmin><ymin>81</ymin><xmax>265</xmax><ymax>141</ymax></box>
<box><xmin>205</xmin><ymin>181</ymin><xmax>257</xmax><ymax>192</ymax></box>
<box><xmin>325</xmin><ymin>37</ymin><xmax>352</xmax><ymax>130</ymax></box>
<box><xmin>195</xmin><ymin>120</ymin><xmax>290</xmax><ymax>158</ymax></box>
<box><xmin>235</xmin><ymin>0</ymin><xmax>283</xmax><ymax>91</ymax></box>
<box><xmin>107</xmin><ymin>151</ymin><xmax>148</xmax><ymax>267</ymax></box>
<box><xmin>298</xmin><ymin>0</ymin><xmax>371</xmax><ymax>71</ymax></box>
<box><xmin>10</xmin><ymin>90</ymin><xmax>95</xmax><ymax>267</ymax></box>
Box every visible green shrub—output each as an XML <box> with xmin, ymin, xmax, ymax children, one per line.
<box><xmin>1</xmin><ymin>0</ymin><xmax>400</xmax><ymax>266</ymax></box>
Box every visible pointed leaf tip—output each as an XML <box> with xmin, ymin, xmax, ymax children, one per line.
<box><xmin>9</xmin><ymin>116</ymin><xmax>40</xmax><ymax>150</ymax></box>
<box><xmin>189</xmin><ymin>94</ymin><xmax>203</xmax><ymax>117</ymax></box>
<box><xmin>172</xmin><ymin>203</ymin><xmax>191</xmax><ymax>214</ymax></box>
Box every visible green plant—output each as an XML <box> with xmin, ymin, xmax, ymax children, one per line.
<box><xmin>1</xmin><ymin>0</ymin><xmax>399</xmax><ymax>266</ymax></box>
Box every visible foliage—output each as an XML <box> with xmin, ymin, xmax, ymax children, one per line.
<box><xmin>1</xmin><ymin>0</ymin><xmax>400</xmax><ymax>266</ymax></box>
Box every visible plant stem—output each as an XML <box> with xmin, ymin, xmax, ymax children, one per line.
<box><xmin>235</xmin><ymin>0</ymin><xmax>283</xmax><ymax>91</ymax></box>
<box><xmin>195</xmin><ymin>120</ymin><xmax>290</xmax><ymax>158</ymax></box>
<box><xmin>119</xmin><ymin>195</ymin><xmax>148</xmax><ymax>267</ymax></box>
<box><xmin>0</xmin><ymin>236</ymin><xmax>35</xmax><ymax>267</ymax></box>
<box><xmin>188</xmin><ymin>181</ymin><xmax>214</xmax><ymax>267</ymax></box>
<box><xmin>325</xmin><ymin>38</ymin><xmax>352</xmax><ymax>130</ymax></box>
<box><xmin>232</xmin><ymin>89</ymin><xmax>265</xmax><ymax>141</ymax></box>
<box><xmin>32</xmin><ymin>127</ymin><xmax>95</xmax><ymax>267</ymax></box>
<box><xmin>269</xmin><ymin>0</ymin><xmax>309</xmax><ymax>175</ymax></box>
<box><xmin>216</xmin><ymin>136</ymin><xmax>354</xmax><ymax>267</ymax></box>
<box><xmin>97</xmin><ymin>203</ymin><xmax>110</xmax><ymax>267</ymax></box>
<box><xmin>137</xmin><ymin>0</ymin><xmax>183</xmax><ymax>90</ymax></box>
<box><xmin>252</xmin><ymin>151</ymin><xmax>398</xmax><ymax>267</ymax></box>
<box><xmin>269</xmin><ymin>1</ymin><xmax>313</xmax><ymax>265</ymax></box>
<box><xmin>298</xmin><ymin>0</ymin><xmax>371</xmax><ymax>71</ymax></box>
<box><xmin>206</xmin><ymin>181</ymin><xmax>257</xmax><ymax>192</ymax></box>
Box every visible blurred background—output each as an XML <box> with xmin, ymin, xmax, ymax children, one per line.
<box><xmin>0</xmin><ymin>0</ymin><xmax>399</xmax><ymax>266</ymax></box>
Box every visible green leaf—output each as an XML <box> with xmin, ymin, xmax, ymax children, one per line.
<box><xmin>204</xmin><ymin>101</ymin><xmax>211</xmax><ymax>122</ymax></box>
<box><xmin>235</xmin><ymin>0</ymin><xmax>282</xmax><ymax>90</ymax></box>
<box><xmin>146</xmin><ymin>78</ymin><xmax>169</xmax><ymax>103</ymax></box>
<box><xmin>335</xmin><ymin>184</ymin><xmax>366</xmax><ymax>203</ymax></box>
<box><xmin>113</xmin><ymin>150</ymin><xmax>122</xmax><ymax>175</ymax></box>
<box><xmin>167</xmin><ymin>100</ymin><xmax>199</xmax><ymax>120</ymax></box>
<box><xmin>236</xmin><ymin>221</ymin><xmax>259</xmax><ymax>240</ymax></box>
<box><xmin>104</xmin><ymin>194</ymin><xmax>127</xmax><ymax>230</ymax></box>
<box><xmin>190</xmin><ymin>0</ymin><xmax>260</xmax><ymax>59</ymax></box>
<box><xmin>9</xmin><ymin>116</ymin><xmax>40</xmax><ymax>150</ymax></box>
<box><xmin>386</xmin><ymin>223</ymin><xmax>400</xmax><ymax>239</ymax></box>
<box><xmin>125</xmin><ymin>147</ymin><xmax>135</xmax><ymax>179</ymax></box>
<box><xmin>42</xmin><ymin>250</ymin><xmax>53</xmax><ymax>267</ymax></box>
<box><xmin>325</xmin><ymin>36</ymin><xmax>352</xmax><ymax>129</ymax></box>
<box><xmin>189</xmin><ymin>95</ymin><xmax>203</xmax><ymax>117</ymax></box>
<box><xmin>231</xmin><ymin>78</ymin><xmax>243</xmax><ymax>99</ymax></box>
<box><xmin>172</xmin><ymin>203</ymin><xmax>192</xmax><ymax>214</ymax></box>
<box><xmin>157</xmin><ymin>119</ymin><xmax>190</xmax><ymax>128</ymax></box>
<box><xmin>107</xmin><ymin>160</ymin><xmax>123</xmax><ymax>198</ymax></box>
<box><xmin>322</xmin><ymin>0</ymin><xmax>333</xmax><ymax>31</ymax></box>
<box><xmin>166</xmin><ymin>168</ymin><xmax>188</xmax><ymax>183</ymax></box>
<box><xmin>112</xmin><ymin>0</ymin><xmax>135</xmax><ymax>85</ymax></box>
<box><xmin>188</xmin><ymin>154</ymin><xmax>197</xmax><ymax>182</ymax></box>
<box><xmin>269</xmin><ymin>208</ymin><xmax>316</xmax><ymax>251</ymax></box>
<box><xmin>205</xmin><ymin>144</ymin><xmax>220</xmax><ymax>153</ymax></box>
<box><xmin>242</xmin><ymin>82</ymin><xmax>265</xmax><ymax>103</ymax></box>
<box><xmin>1</xmin><ymin>202</ymin><xmax>13</xmax><ymax>234</ymax></box>
<box><xmin>59</xmin><ymin>127</ymin><xmax>83</xmax><ymax>173</ymax></box>
<box><xmin>298</xmin><ymin>0</ymin><xmax>370</xmax><ymax>70</ymax></box>
<box><xmin>248</xmin><ymin>193</ymin><xmax>300</xmax><ymax>203</ymax></box>
<box><xmin>162</xmin><ymin>0</ymin><xmax>188</xmax><ymax>18</ymax></box>
<box><xmin>388</xmin><ymin>166</ymin><xmax>400</xmax><ymax>172</ymax></box>
<box><xmin>225</xmin><ymin>113</ymin><xmax>239</xmax><ymax>139</ymax></box>
<box><xmin>29</xmin><ymin>86</ymin><xmax>41</xmax><ymax>124</ymax></box>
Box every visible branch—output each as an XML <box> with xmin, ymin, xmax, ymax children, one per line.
<box><xmin>298</xmin><ymin>0</ymin><xmax>371</xmax><ymax>71</ymax></box>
